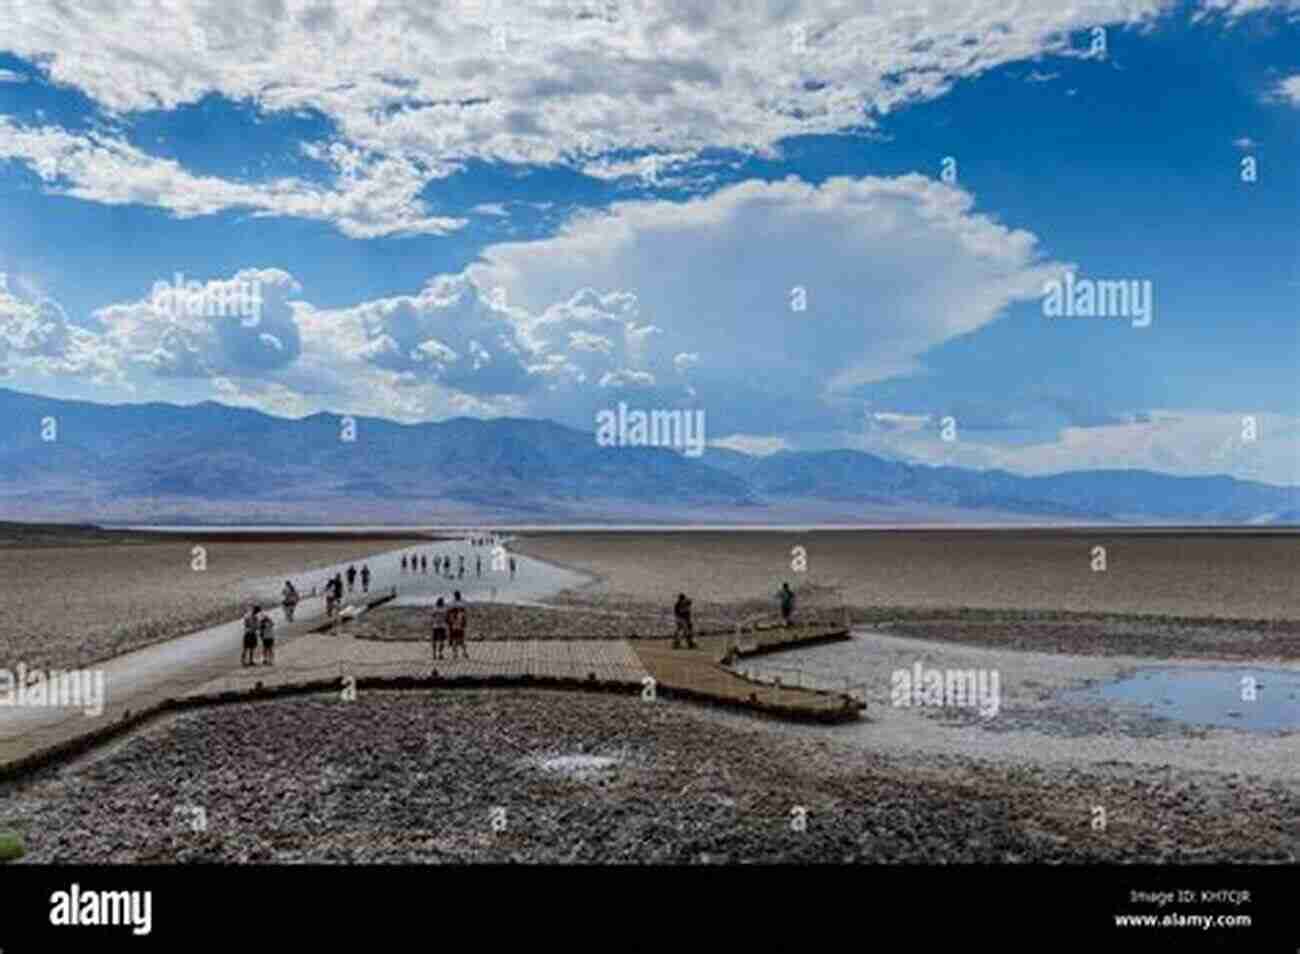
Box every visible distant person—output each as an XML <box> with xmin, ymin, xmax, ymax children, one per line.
<box><xmin>259</xmin><ymin>613</ymin><xmax>275</xmax><ymax>665</ymax></box>
<box><xmin>360</xmin><ymin>564</ymin><xmax>371</xmax><ymax>593</ymax></box>
<box><xmin>779</xmin><ymin>582</ymin><xmax>795</xmax><ymax>628</ymax></box>
<box><xmin>449</xmin><ymin>591</ymin><xmax>469</xmax><ymax>659</ymax></box>
<box><xmin>475</xmin><ymin>555</ymin><xmax>482</xmax><ymax>578</ymax></box>
<box><xmin>401</xmin><ymin>555</ymin><xmax>408</xmax><ymax>574</ymax></box>
<box><xmin>326</xmin><ymin>576</ymin><xmax>339</xmax><ymax>616</ymax></box>
<box><xmin>509</xmin><ymin>556</ymin><xmax>517</xmax><ymax>579</ymax></box>
<box><xmin>332</xmin><ymin>574</ymin><xmax>345</xmax><ymax>615</ymax></box>
<box><xmin>434</xmin><ymin>555</ymin><xmax>442</xmax><ymax>575</ymax></box>
<box><xmin>281</xmin><ymin>581</ymin><xmax>299</xmax><ymax>623</ymax></box>
<box><xmin>673</xmin><ymin>593</ymin><xmax>696</xmax><ymax>649</ymax></box>
<box><xmin>346</xmin><ymin>564</ymin><xmax>357</xmax><ymax>593</ymax></box>
<box><xmin>242</xmin><ymin>605</ymin><xmax>261</xmax><ymax>666</ymax></box>
<box><xmin>421</xmin><ymin>555</ymin><xmax>428</xmax><ymax>574</ymax></box>
<box><xmin>431</xmin><ymin>597</ymin><xmax>449</xmax><ymax>662</ymax></box>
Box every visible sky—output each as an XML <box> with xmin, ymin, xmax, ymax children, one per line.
<box><xmin>0</xmin><ymin>0</ymin><xmax>1296</xmax><ymax>485</ymax></box>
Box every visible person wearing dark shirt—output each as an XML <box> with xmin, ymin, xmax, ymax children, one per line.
<box><xmin>673</xmin><ymin>593</ymin><xmax>696</xmax><ymax>649</ymax></box>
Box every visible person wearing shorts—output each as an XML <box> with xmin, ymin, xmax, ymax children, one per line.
<box><xmin>242</xmin><ymin>605</ymin><xmax>261</xmax><ymax>666</ymax></box>
<box><xmin>448</xmin><ymin>591</ymin><xmax>469</xmax><ymax>659</ymax></box>
<box><xmin>259</xmin><ymin>614</ymin><xmax>275</xmax><ymax>665</ymax></box>
<box><xmin>431</xmin><ymin>597</ymin><xmax>449</xmax><ymax>662</ymax></box>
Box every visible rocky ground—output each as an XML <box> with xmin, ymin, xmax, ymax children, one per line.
<box><xmin>5</xmin><ymin>690</ymin><xmax>1296</xmax><ymax>864</ymax></box>
<box><xmin>549</xmin><ymin>593</ymin><xmax>1298</xmax><ymax>663</ymax></box>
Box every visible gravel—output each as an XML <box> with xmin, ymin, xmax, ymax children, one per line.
<box><xmin>4</xmin><ymin>689</ymin><xmax>1296</xmax><ymax>864</ymax></box>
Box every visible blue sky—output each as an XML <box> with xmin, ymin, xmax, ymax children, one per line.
<box><xmin>0</xmin><ymin>0</ymin><xmax>1296</xmax><ymax>484</ymax></box>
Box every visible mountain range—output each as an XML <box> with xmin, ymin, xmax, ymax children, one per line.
<box><xmin>0</xmin><ymin>387</ymin><xmax>1294</xmax><ymax>525</ymax></box>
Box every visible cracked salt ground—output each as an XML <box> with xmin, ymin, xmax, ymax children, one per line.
<box><xmin>529</xmin><ymin>754</ymin><xmax>621</xmax><ymax>781</ymax></box>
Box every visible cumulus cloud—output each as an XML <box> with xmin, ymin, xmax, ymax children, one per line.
<box><xmin>471</xmin><ymin>174</ymin><xmax>1066</xmax><ymax>436</ymax></box>
<box><xmin>94</xmin><ymin>269</ymin><xmax>304</xmax><ymax>378</ymax></box>
<box><xmin>0</xmin><ymin>0</ymin><xmax>1169</xmax><ymax>229</ymax></box>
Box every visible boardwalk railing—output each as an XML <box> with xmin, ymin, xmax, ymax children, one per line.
<box><xmin>729</xmin><ymin>660</ymin><xmax>867</xmax><ymax>706</ymax></box>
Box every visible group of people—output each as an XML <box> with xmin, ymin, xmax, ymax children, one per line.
<box><xmin>241</xmin><ymin>605</ymin><xmax>275</xmax><ymax>666</ymax></box>
<box><xmin>319</xmin><ymin>564</ymin><xmax>371</xmax><ymax>617</ymax></box>
<box><xmin>668</xmin><ymin>583</ymin><xmax>797</xmax><ymax>650</ymax></box>
<box><xmin>401</xmin><ymin>550</ymin><xmax>516</xmax><ymax>580</ymax></box>
<box><xmin>430</xmin><ymin>591</ymin><xmax>470</xmax><ymax>660</ymax></box>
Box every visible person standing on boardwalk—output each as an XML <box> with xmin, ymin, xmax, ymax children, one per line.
<box><xmin>431</xmin><ymin>597</ymin><xmax>449</xmax><ymax>662</ymax></box>
<box><xmin>401</xmin><ymin>555</ymin><xmax>408</xmax><ymax>574</ymax></box>
<box><xmin>360</xmin><ymin>564</ymin><xmax>371</xmax><ymax>593</ymax></box>
<box><xmin>242</xmin><ymin>605</ymin><xmax>261</xmax><ymax>666</ymax></box>
<box><xmin>434</xmin><ymin>555</ymin><xmax>441</xmax><ymax>575</ymax></box>
<box><xmin>422</xmin><ymin>555</ymin><xmax>429</xmax><ymax>574</ymax></box>
<box><xmin>259</xmin><ymin>613</ymin><xmax>275</xmax><ymax>666</ymax></box>
<box><xmin>449</xmin><ymin>591</ymin><xmax>469</xmax><ymax>659</ymax></box>
<box><xmin>508</xmin><ymin>556</ymin><xmax>517</xmax><ymax>579</ymax></box>
<box><xmin>779</xmin><ymin>582</ymin><xmax>796</xmax><ymax>628</ymax></box>
<box><xmin>346</xmin><ymin>565</ymin><xmax>357</xmax><ymax>593</ymax></box>
<box><xmin>282</xmin><ymin>580</ymin><xmax>299</xmax><ymax>623</ymax></box>
<box><xmin>672</xmin><ymin>593</ymin><xmax>696</xmax><ymax>649</ymax></box>
<box><xmin>475</xmin><ymin>555</ymin><xmax>482</xmax><ymax>578</ymax></box>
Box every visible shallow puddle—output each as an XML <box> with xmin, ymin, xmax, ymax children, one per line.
<box><xmin>1066</xmin><ymin>666</ymin><xmax>1299</xmax><ymax>733</ymax></box>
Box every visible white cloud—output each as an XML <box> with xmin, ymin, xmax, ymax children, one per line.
<box><xmin>471</xmin><ymin>174</ymin><xmax>1066</xmax><ymax>435</ymax></box>
<box><xmin>0</xmin><ymin>119</ymin><xmax>466</xmax><ymax>238</ymax></box>
<box><xmin>1270</xmin><ymin>74</ymin><xmax>1300</xmax><ymax>106</ymax></box>
<box><xmin>1196</xmin><ymin>0</ymin><xmax>1300</xmax><ymax>18</ymax></box>
<box><xmin>711</xmin><ymin>434</ymin><xmax>790</xmax><ymax>456</ymax></box>
<box><xmin>1233</xmin><ymin>136</ymin><xmax>1258</xmax><ymax>148</ymax></box>
<box><xmin>829</xmin><ymin>409</ymin><xmax>1299</xmax><ymax>486</ymax></box>
<box><xmin>0</xmin><ymin>69</ymin><xmax>28</xmax><ymax>83</ymax></box>
<box><xmin>0</xmin><ymin>0</ymin><xmax>1169</xmax><ymax>227</ymax></box>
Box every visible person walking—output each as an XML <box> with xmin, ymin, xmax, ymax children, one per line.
<box><xmin>434</xmin><ymin>555</ymin><xmax>442</xmax><ymax>575</ymax></box>
<box><xmin>509</xmin><ymin>556</ymin><xmax>517</xmax><ymax>579</ymax></box>
<box><xmin>346</xmin><ymin>564</ymin><xmax>357</xmax><ymax>593</ymax></box>
<box><xmin>421</xmin><ymin>555</ymin><xmax>428</xmax><ymax>574</ymax></box>
<box><xmin>779</xmin><ymin>582</ymin><xmax>796</xmax><ymax>628</ymax></box>
<box><xmin>259</xmin><ymin>612</ymin><xmax>276</xmax><ymax>665</ymax></box>
<box><xmin>431</xmin><ymin>597</ymin><xmax>449</xmax><ymax>663</ymax></box>
<box><xmin>672</xmin><ymin>593</ymin><xmax>696</xmax><ymax>649</ymax></box>
<box><xmin>475</xmin><ymin>555</ymin><xmax>482</xmax><ymax>578</ymax></box>
<box><xmin>242</xmin><ymin>605</ymin><xmax>261</xmax><ymax>666</ymax></box>
<box><xmin>449</xmin><ymin>591</ymin><xmax>469</xmax><ymax>659</ymax></box>
<box><xmin>360</xmin><ymin>564</ymin><xmax>371</xmax><ymax>593</ymax></box>
<box><xmin>281</xmin><ymin>580</ymin><xmax>299</xmax><ymax>623</ymax></box>
<box><xmin>401</xmin><ymin>555</ymin><xmax>408</xmax><ymax>574</ymax></box>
